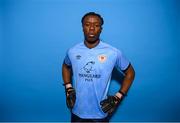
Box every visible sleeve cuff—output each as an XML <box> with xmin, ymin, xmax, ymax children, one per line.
<box><xmin>122</xmin><ymin>63</ymin><xmax>131</xmax><ymax>72</ymax></box>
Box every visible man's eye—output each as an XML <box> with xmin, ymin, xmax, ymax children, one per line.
<box><xmin>95</xmin><ymin>25</ymin><xmax>100</xmax><ymax>27</ymax></box>
<box><xmin>85</xmin><ymin>24</ymin><xmax>90</xmax><ymax>26</ymax></box>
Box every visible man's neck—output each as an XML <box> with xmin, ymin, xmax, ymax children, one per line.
<box><xmin>84</xmin><ymin>40</ymin><xmax>100</xmax><ymax>49</ymax></box>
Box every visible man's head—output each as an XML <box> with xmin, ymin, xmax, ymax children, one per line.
<box><xmin>81</xmin><ymin>12</ymin><xmax>104</xmax><ymax>44</ymax></box>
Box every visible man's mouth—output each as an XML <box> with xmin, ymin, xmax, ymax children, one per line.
<box><xmin>88</xmin><ymin>34</ymin><xmax>95</xmax><ymax>38</ymax></box>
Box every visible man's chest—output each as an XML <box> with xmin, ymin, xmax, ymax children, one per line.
<box><xmin>69</xmin><ymin>50</ymin><xmax>117</xmax><ymax>72</ymax></box>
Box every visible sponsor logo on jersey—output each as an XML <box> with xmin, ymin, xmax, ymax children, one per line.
<box><xmin>83</xmin><ymin>61</ymin><xmax>95</xmax><ymax>73</ymax></box>
<box><xmin>98</xmin><ymin>54</ymin><xmax>107</xmax><ymax>63</ymax></box>
<box><xmin>79</xmin><ymin>61</ymin><xmax>101</xmax><ymax>82</ymax></box>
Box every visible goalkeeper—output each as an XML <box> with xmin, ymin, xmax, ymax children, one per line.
<box><xmin>62</xmin><ymin>12</ymin><xmax>135</xmax><ymax>122</ymax></box>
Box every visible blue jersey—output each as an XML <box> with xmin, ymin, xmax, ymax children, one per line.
<box><xmin>64</xmin><ymin>41</ymin><xmax>130</xmax><ymax>119</ymax></box>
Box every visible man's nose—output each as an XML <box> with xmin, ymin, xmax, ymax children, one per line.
<box><xmin>89</xmin><ymin>25</ymin><xmax>95</xmax><ymax>31</ymax></box>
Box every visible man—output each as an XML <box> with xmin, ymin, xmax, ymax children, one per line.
<box><xmin>62</xmin><ymin>12</ymin><xmax>135</xmax><ymax>122</ymax></box>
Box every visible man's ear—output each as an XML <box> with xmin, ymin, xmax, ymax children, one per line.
<box><xmin>100</xmin><ymin>27</ymin><xmax>103</xmax><ymax>33</ymax></box>
<box><xmin>82</xmin><ymin>25</ymin><xmax>85</xmax><ymax>32</ymax></box>
<box><xmin>82</xmin><ymin>28</ymin><xmax>86</xmax><ymax>34</ymax></box>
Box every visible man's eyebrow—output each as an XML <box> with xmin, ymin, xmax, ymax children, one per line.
<box><xmin>85</xmin><ymin>21</ymin><xmax>101</xmax><ymax>23</ymax></box>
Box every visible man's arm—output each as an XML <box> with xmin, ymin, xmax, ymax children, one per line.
<box><xmin>100</xmin><ymin>64</ymin><xmax>135</xmax><ymax>114</ymax></box>
<box><xmin>62</xmin><ymin>63</ymin><xmax>72</xmax><ymax>88</ymax></box>
<box><xmin>116</xmin><ymin>64</ymin><xmax>135</xmax><ymax>98</ymax></box>
<box><xmin>62</xmin><ymin>63</ymin><xmax>76</xmax><ymax>109</ymax></box>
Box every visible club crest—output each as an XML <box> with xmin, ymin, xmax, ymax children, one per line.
<box><xmin>98</xmin><ymin>54</ymin><xmax>107</xmax><ymax>63</ymax></box>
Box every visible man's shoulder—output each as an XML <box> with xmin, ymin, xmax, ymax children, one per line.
<box><xmin>71</xmin><ymin>42</ymin><xmax>83</xmax><ymax>48</ymax></box>
<box><xmin>67</xmin><ymin>42</ymin><xmax>84</xmax><ymax>53</ymax></box>
<box><xmin>100</xmin><ymin>41</ymin><xmax>120</xmax><ymax>52</ymax></box>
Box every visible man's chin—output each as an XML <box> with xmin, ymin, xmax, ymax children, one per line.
<box><xmin>85</xmin><ymin>38</ymin><xmax>99</xmax><ymax>44</ymax></box>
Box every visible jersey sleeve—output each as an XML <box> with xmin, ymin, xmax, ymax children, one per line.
<box><xmin>115</xmin><ymin>50</ymin><xmax>130</xmax><ymax>71</ymax></box>
<box><xmin>63</xmin><ymin>51</ymin><xmax>72</xmax><ymax>66</ymax></box>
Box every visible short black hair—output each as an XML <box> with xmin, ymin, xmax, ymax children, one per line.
<box><xmin>81</xmin><ymin>12</ymin><xmax>104</xmax><ymax>25</ymax></box>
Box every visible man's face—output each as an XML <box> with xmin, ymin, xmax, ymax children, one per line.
<box><xmin>82</xmin><ymin>15</ymin><xmax>102</xmax><ymax>43</ymax></box>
